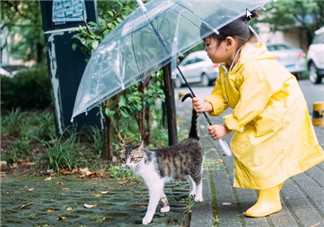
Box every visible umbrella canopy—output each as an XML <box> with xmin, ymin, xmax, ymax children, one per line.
<box><xmin>72</xmin><ymin>0</ymin><xmax>270</xmax><ymax>119</ymax></box>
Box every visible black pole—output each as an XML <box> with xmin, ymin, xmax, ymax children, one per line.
<box><xmin>163</xmin><ymin>63</ymin><xmax>177</xmax><ymax>145</ymax></box>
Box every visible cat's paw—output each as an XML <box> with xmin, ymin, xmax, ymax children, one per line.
<box><xmin>194</xmin><ymin>196</ymin><xmax>203</xmax><ymax>202</ymax></box>
<box><xmin>160</xmin><ymin>206</ymin><xmax>170</xmax><ymax>213</ymax></box>
<box><xmin>142</xmin><ymin>216</ymin><xmax>153</xmax><ymax>225</ymax></box>
<box><xmin>189</xmin><ymin>192</ymin><xmax>196</xmax><ymax>197</ymax></box>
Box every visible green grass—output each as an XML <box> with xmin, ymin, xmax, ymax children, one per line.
<box><xmin>1</xmin><ymin>107</ymin><xmax>174</xmax><ymax>178</ymax></box>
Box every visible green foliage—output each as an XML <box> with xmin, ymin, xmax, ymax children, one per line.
<box><xmin>1</xmin><ymin>108</ymin><xmax>26</xmax><ymax>136</ymax></box>
<box><xmin>261</xmin><ymin>0</ymin><xmax>324</xmax><ymax>43</ymax></box>
<box><xmin>1</xmin><ymin>66</ymin><xmax>51</xmax><ymax>110</ymax></box>
<box><xmin>105</xmin><ymin>73</ymin><xmax>165</xmax><ymax>119</ymax></box>
<box><xmin>108</xmin><ymin>165</ymin><xmax>139</xmax><ymax>181</ymax></box>
<box><xmin>0</xmin><ymin>107</ymin><xmax>173</xmax><ymax>175</ymax></box>
<box><xmin>83</xmin><ymin>125</ymin><xmax>104</xmax><ymax>158</ymax></box>
<box><xmin>1</xmin><ymin>108</ymin><xmax>56</xmax><ymax>165</ymax></box>
<box><xmin>180</xmin><ymin>196</ymin><xmax>195</xmax><ymax>214</ymax></box>
<box><xmin>213</xmin><ymin>215</ymin><xmax>220</xmax><ymax>225</ymax></box>
<box><xmin>72</xmin><ymin>1</ymin><xmax>140</xmax><ymax>56</ymax></box>
<box><xmin>36</xmin><ymin>127</ymin><xmax>88</xmax><ymax>172</ymax></box>
<box><xmin>1</xmin><ymin>1</ymin><xmax>45</xmax><ymax>63</ymax></box>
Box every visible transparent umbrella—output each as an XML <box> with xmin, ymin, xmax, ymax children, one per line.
<box><xmin>72</xmin><ymin>0</ymin><xmax>270</xmax><ymax>155</ymax></box>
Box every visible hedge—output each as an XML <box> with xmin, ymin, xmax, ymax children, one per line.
<box><xmin>1</xmin><ymin>65</ymin><xmax>52</xmax><ymax>110</ymax></box>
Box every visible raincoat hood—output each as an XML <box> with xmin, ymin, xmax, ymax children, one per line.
<box><xmin>230</xmin><ymin>41</ymin><xmax>275</xmax><ymax>74</ymax></box>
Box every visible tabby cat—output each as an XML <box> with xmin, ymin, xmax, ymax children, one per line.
<box><xmin>121</xmin><ymin>93</ymin><xmax>204</xmax><ymax>225</ymax></box>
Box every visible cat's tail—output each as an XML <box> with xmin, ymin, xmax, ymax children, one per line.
<box><xmin>181</xmin><ymin>93</ymin><xmax>200</xmax><ymax>140</ymax></box>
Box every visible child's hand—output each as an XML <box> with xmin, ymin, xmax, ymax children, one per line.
<box><xmin>208</xmin><ymin>124</ymin><xmax>232</xmax><ymax>140</ymax></box>
<box><xmin>192</xmin><ymin>97</ymin><xmax>212</xmax><ymax>113</ymax></box>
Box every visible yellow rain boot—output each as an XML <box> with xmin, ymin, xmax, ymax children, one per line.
<box><xmin>244</xmin><ymin>185</ymin><xmax>282</xmax><ymax>217</ymax></box>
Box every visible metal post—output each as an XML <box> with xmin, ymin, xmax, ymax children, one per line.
<box><xmin>40</xmin><ymin>0</ymin><xmax>101</xmax><ymax>135</ymax></box>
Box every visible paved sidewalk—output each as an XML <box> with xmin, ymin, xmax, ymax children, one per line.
<box><xmin>190</xmin><ymin>118</ymin><xmax>324</xmax><ymax>227</ymax></box>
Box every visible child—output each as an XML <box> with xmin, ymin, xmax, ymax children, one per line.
<box><xmin>193</xmin><ymin>12</ymin><xmax>324</xmax><ymax>217</ymax></box>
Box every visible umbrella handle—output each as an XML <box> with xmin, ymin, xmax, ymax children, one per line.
<box><xmin>176</xmin><ymin>66</ymin><xmax>232</xmax><ymax>156</ymax></box>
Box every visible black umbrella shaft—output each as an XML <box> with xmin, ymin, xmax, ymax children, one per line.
<box><xmin>176</xmin><ymin>65</ymin><xmax>213</xmax><ymax>126</ymax></box>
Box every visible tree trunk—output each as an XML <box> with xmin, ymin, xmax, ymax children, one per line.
<box><xmin>36</xmin><ymin>42</ymin><xmax>43</xmax><ymax>63</ymax></box>
<box><xmin>106</xmin><ymin>117</ymin><xmax>114</xmax><ymax>160</ymax></box>
<box><xmin>144</xmin><ymin>108</ymin><xmax>151</xmax><ymax>144</ymax></box>
<box><xmin>162</xmin><ymin>63</ymin><xmax>177</xmax><ymax>146</ymax></box>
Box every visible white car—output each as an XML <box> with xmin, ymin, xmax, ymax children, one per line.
<box><xmin>172</xmin><ymin>50</ymin><xmax>219</xmax><ymax>88</ymax></box>
<box><xmin>267</xmin><ymin>43</ymin><xmax>307</xmax><ymax>79</ymax></box>
<box><xmin>0</xmin><ymin>64</ymin><xmax>29</xmax><ymax>78</ymax></box>
<box><xmin>307</xmin><ymin>26</ymin><xmax>324</xmax><ymax>84</ymax></box>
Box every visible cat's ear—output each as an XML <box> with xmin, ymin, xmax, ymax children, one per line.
<box><xmin>119</xmin><ymin>143</ymin><xmax>126</xmax><ymax>151</ymax></box>
<box><xmin>119</xmin><ymin>143</ymin><xmax>126</xmax><ymax>159</ymax></box>
<box><xmin>138</xmin><ymin>141</ymin><xmax>144</xmax><ymax>150</ymax></box>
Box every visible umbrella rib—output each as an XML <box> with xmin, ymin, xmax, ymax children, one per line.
<box><xmin>174</xmin><ymin>1</ymin><xmax>219</xmax><ymax>36</ymax></box>
<box><xmin>130</xmin><ymin>30</ymin><xmax>143</xmax><ymax>81</ymax></box>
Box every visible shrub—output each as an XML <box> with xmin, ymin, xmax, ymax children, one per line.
<box><xmin>1</xmin><ymin>65</ymin><xmax>52</xmax><ymax>110</ymax></box>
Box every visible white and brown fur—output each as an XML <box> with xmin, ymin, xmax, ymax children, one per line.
<box><xmin>120</xmin><ymin>93</ymin><xmax>204</xmax><ymax>225</ymax></box>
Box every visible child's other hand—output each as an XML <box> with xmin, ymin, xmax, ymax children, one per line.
<box><xmin>208</xmin><ymin>124</ymin><xmax>231</xmax><ymax>140</ymax></box>
<box><xmin>192</xmin><ymin>97</ymin><xmax>212</xmax><ymax>113</ymax></box>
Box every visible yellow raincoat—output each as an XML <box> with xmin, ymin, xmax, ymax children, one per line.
<box><xmin>205</xmin><ymin>41</ymin><xmax>324</xmax><ymax>190</ymax></box>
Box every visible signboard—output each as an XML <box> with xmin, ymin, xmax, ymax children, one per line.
<box><xmin>40</xmin><ymin>0</ymin><xmax>97</xmax><ymax>32</ymax></box>
<box><xmin>52</xmin><ymin>0</ymin><xmax>86</xmax><ymax>23</ymax></box>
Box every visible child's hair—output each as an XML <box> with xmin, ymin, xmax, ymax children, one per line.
<box><xmin>200</xmin><ymin>10</ymin><xmax>258</xmax><ymax>47</ymax></box>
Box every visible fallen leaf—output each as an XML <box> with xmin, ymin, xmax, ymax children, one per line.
<box><xmin>44</xmin><ymin>176</ymin><xmax>52</xmax><ymax>181</ymax></box>
<box><xmin>33</xmin><ymin>147</ymin><xmax>40</xmax><ymax>152</ymax></box>
<box><xmin>95</xmin><ymin>190</ymin><xmax>110</xmax><ymax>197</ymax></box>
<box><xmin>50</xmin><ymin>172</ymin><xmax>58</xmax><ymax>177</ymax></box>
<box><xmin>55</xmin><ymin>182</ymin><xmax>64</xmax><ymax>185</ymax></box>
<box><xmin>310</xmin><ymin>222</ymin><xmax>322</xmax><ymax>227</ymax></box>
<box><xmin>218</xmin><ymin>159</ymin><xmax>224</xmax><ymax>163</ymax></box>
<box><xmin>61</xmin><ymin>188</ymin><xmax>70</xmax><ymax>191</ymax></box>
<box><xmin>57</xmin><ymin>216</ymin><xmax>67</xmax><ymax>220</ymax></box>
<box><xmin>84</xmin><ymin>203</ymin><xmax>97</xmax><ymax>208</ymax></box>
<box><xmin>24</xmin><ymin>186</ymin><xmax>34</xmax><ymax>191</ymax></box>
<box><xmin>20</xmin><ymin>203</ymin><xmax>33</xmax><ymax>209</ymax></box>
<box><xmin>47</xmin><ymin>209</ymin><xmax>55</xmax><ymax>213</ymax></box>
<box><xmin>88</xmin><ymin>172</ymin><xmax>97</xmax><ymax>178</ymax></box>
<box><xmin>67</xmin><ymin>207</ymin><xmax>73</xmax><ymax>211</ymax></box>
<box><xmin>222</xmin><ymin>202</ymin><xmax>232</xmax><ymax>206</ymax></box>
<box><xmin>59</xmin><ymin>169</ymin><xmax>76</xmax><ymax>175</ymax></box>
<box><xmin>79</xmin><ymin>167</ymin><xmax>91</xmax><ymax>175</ymax></box>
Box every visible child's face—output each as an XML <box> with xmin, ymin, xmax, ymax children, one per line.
<box><xmin>204</xmin><ymin>35</ymin><xmax>237</xmax><ymax>66</ymax></box>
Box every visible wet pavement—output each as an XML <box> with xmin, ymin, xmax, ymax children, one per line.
<box><xmin>1</xmin><ymin>174</ymin><xmax>192</xmax><ymax>226</ymax></box>
<box><xmin>1</xmin><ymin>86</ymin><xmax>324</xmax><ymax>227</ymax></box>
